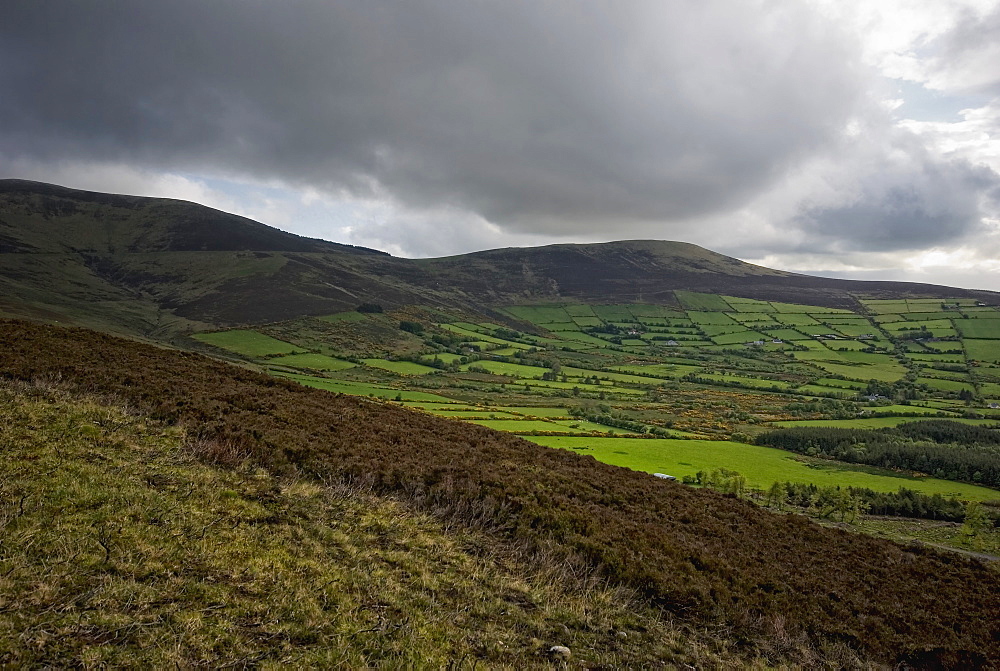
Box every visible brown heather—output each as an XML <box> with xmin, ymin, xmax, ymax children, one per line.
<box><xmin>1</xmin><ymin>319</ymin><xmax>998</xmax><ymax>668</ymax></box>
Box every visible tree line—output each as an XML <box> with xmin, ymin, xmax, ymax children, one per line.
<box><xmin>754</xmin><ymin>421</ymin><xmax>1000</xmax><ymax>488</ymax></box>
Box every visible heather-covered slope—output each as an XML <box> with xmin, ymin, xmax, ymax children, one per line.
<box><xmin>417</xmin><ymin>238</ymin><xmax>1000</xmax><ymax>309</ymax></box>
<box><xmin>2</xmin><ymin>379</ymin><xmax>741</xmax><ymax>668</ymax></box>
<box><xmin>1</xmin><ymin>319</ymin><xmax>997</xmax><ymax>667</ymax></box>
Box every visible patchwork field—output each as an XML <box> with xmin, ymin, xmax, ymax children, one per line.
<box><xmin>194</xmin><ymin>293</ymin><xmax>1000</xmax><ymax>514</ymax></box>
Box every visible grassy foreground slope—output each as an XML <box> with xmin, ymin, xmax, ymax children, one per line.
<box><xmin>1</xmin><ymin>320</ymin><xmax>999</xmax><ymax>667</ymax></box>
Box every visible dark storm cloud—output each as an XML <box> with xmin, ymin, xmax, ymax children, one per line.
<box><xmin>0</xmin><ymin>0</ymin><xmax>864</xmax><ymax>233</ymax></box>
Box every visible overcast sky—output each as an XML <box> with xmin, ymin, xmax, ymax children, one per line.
<box><xmin>3</xmin><ymin>1</ymin><xmax>1000</xmax><ymax>290</ymax></box>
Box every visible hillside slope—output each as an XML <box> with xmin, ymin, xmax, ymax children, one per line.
<box><xmin>3</xmin><ymin>378</ymin><xmax>749</xmax><ymax>668</ymax></box>
<box><xmin>1</xmin><ymin>180</ymin><xmax>998</xmax><ymax>338</ymax></box>
<box><xmin>418</xmin><ymin>239</ymin><xmax>993</xmax><ymax>309</ymax></box>
<box><xmin>0</xmin><ymin>180</ymin><xmax>446</xmax><ymax>335</ymax></box>
<box><xmin>1</xmin><ymin>319</ymin><xmax>997</xmax><ymax>667</ymax></box>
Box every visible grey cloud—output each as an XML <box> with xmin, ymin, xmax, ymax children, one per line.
<box><xmin>1</xmin><ymin>0</ymin><xmax>864</xmax><ymax>234</ymax></box>
<box><xmin>927</xmin><ymin>5</ymin><xmax>1000</xmax><ymax>95</ymax></box>
<box><xmin>795</xmin><ymin>155</ymin><xmax>999</xmax><ymax>253</ymax></box>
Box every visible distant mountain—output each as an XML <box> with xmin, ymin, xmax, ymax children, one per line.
<box><xmin>1</xmin><ymin>179</ymin><xmax>997</xmax><ymax>337</ymax></box>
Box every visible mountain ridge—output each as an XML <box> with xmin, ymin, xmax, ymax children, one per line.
<box><xmin>1</xmin><ymin>179</ymin><xmax>997</xmax><ymax>338</ymax></box>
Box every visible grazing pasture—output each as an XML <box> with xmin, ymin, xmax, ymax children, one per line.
<box><xmin>362</xmin><ymin>359</ymin><xmax>439</xmax><ymax>375</ymax></box>
<box><xmin>193</xmin><ymin>329</ymin><xmax>303</xmax><ymax>357</ymax></box>
<box><xmin>269</xmin><ymin>353</ymin><xmax>356</xmax><ymax>371</ymax></box>
<box><xmin>526</xmin><ymin>436</ymin><xmax>1000</xmax><ymax>500</ymax></box>
<box><xmin>956</xmin><ymin>319</ymin><xmax>1000</xmax><ymax>338</ymax></box>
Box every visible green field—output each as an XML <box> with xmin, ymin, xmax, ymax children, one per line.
<box><xmin>863</xmin><ymin>301</ymin><xmax>910</xmax><ymax>314</ymax></box>
<box><xmin>919</xmin><ymin>341</ymin><xmax>965</xmax><ymax>353</ymax></box>
<box><xmin>520</xmin><ymin>379</ymin><xmax>646</xmax><ymax>395</ymax></box>
<box><xmin>762</xmin><ymin>328</ymin><xmax>810</xmax><ymax>341</ymax></box>
<box><xmin>591</xmin><ymin>304</ymin><xmax>636</xmax><ymax>322</ymax></box>
<box><xmin>400</xmin><ymin>402</ymin><xmax>480</xmax><ymax>411</ymax></box>
<box><xmin>362</xmin><ymin>359</ymin><xmax>439</xmax><ymax>375</ymax></box>
<box><xmin>957</xmin><ymin>321</ymin><xmax>1000</xmax><ymax>342</ymax></box>
<box><xmin>908</xmin><ymin>353</ymin><xmax>965</xmax><ymax>363</ymax></box>
<box><xmin>884</xmin><ymin>319</ymin><xmax>954</xmax><ymax>332</ymax></box>
<box><xmin>422</xmin><ymin>409</ymin><xmax>521</xmax><ymax>418</ymax></box>
<box><xmin>794</xmin><ymin>385</ymin><xmax>853</xmax><ymax>397</ymax></box>
<box><xmin>503</xmin><ymin>305</ymin><xmax>571</xmax><ymax>324</ymax></box>
<box><xmin>269</xmin><ymin>353</ymin><xmax>356</xmax><ymax>371</ymax></box>
<box><xmin>965</xmin><ymin>340</ymin><xmax>1000</xmax><ymax>362</ymax></box>
<box><xmin>710</xmin><ymin>330</ymin><xmax>769</xmax><ymax>345</ymax></box>
<box><xmin>498</xmin><ymin>406</ymin><xmax>571</xmax><ymax>418</ymax></box>
<box><xmin>773</xmin><ymin>417</ymin><xmax>998</xmax><ymax>429</ymax></box>
<box><xmin>439</xmin><ymin>324</ymin><xmax>531</xmax><ymax>349</ymax></box>
<box><xmin>612</xmin><ymin>363</ymin><xmax>701</xmax><ymax>378</ymax></box>
<box><xmin>816</xmin><ymin>378</ymin><xmax>865</xmax><ymax>389</ymax></box>
<box><xmin>791</xmin><ymin>351</ymin><xmax>906</xmax><ymax>382</ymax></box>
<box><xmin>280</xmin><ymin>373</ymin><xmax>454</xmax><ymax>402</ymax></box>
<box><xmin>773</xmin><ymin>314</ymin><xmax>820</xmax><ymax>326</ymax></box>
<box><xmin>563</xmin><ymin>304</ymin><xmax>596</xmax><ymax>317</ymax></box>
<box><xmin>699</xmin><ymin>374</ymin><xmax>795</xmax><ymax>390</ymax></box>
<box><xmin>527</xmin><ymin>436</ymin><xmax>1000</xmax><ymax>501</ymax></box>
<box><xmin>561</xmin><ymin>366</ymin><xmax>664</xmax><ymax>385</ymax></box>
<box><xmin>420</xmin><ymin>352</ymin><xmax>465</xmax><ymax>364</ymax></box>
<box><xmin>460</xmin><ymin>360</ymin><xmax>550</xmax><ymax>378</ymax></box>
<box><xmin>549</xmin><ymin>331</ymin><xmax>610</xmax><ymax>347</ymax></box>
<box><xmin>469</xmin><ymin>419</ymin><xmax>617</xmax><ymax>434</ymax></box>
<box><xmin>317</xmin><ymin>311</ymin><xmax>369</xmax><ymax>323</ymax></box>
<box><xmin>979</xmin><ymin>382</ymin><xmax>1000</xmax><ymax>398</ymax></box>
<box><xmin>674</xmin><ymin>291</ymin><xmax>731</xmax><ymax>311</ymax></box>
<box><xmin>688</xmin><ymin>311</ymin><xmax>739</xmax><ymax>326</ymax></box>
<box><xmin>769</xmin><ymin>301</ymin><xmax>819</xmax><ymax>314</ymax></box>
<box><xmin>193</xmin><ymin>330</ymin><xmax>303</xmax><ymax>357</ymax></box>
<box><xmin>724</xmin><ymin>298</ymin><xmax>775</xmax><ymax>312</ymax></box>
<box><xmin>915</xmin><ymin>377</ymin><xmax>976</xmax><ymax>393</ymax></box>
<box><xmin>859</xmin><ymin>404</ymin><xmax>949</xmax><ymax>415</ymax></box>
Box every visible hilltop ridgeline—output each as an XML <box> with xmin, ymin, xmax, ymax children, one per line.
<box><xmin>1</xmin><ymin>180</ymin><xmax>997</xmax><ymax>336</ymax></box>
<box><xmin>1</xmin><ymin>319</ymin><xmax>997</xmax><ymax>667</ymax></box>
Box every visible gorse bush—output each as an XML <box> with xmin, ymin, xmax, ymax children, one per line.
<box><xmin>1</xmin><ymin>320</ymin><xmax>998</xmax><ymax>667</ymax></box>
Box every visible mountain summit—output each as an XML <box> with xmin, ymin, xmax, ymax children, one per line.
<box><xmin>1</xmin><ymin>180</ymin><xmax>996</xmax><ymax>336</ymax></box>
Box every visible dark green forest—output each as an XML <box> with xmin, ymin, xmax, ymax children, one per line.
<box><xmin>756</xmin><ymin>422</ymin><xmax>1000</xmax><ymax>489</ymax></box>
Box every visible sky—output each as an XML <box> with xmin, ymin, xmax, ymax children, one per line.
<box><xmin>3</xmin><ymin>1</ymin><xmax>1000</xmax><ymax>290</ymax></box>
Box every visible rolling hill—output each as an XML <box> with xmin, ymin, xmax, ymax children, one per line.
<box><xmin>2</xmin><ymin>179</ymin><xmax>997</xmax><ymax>339</ymax></box>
